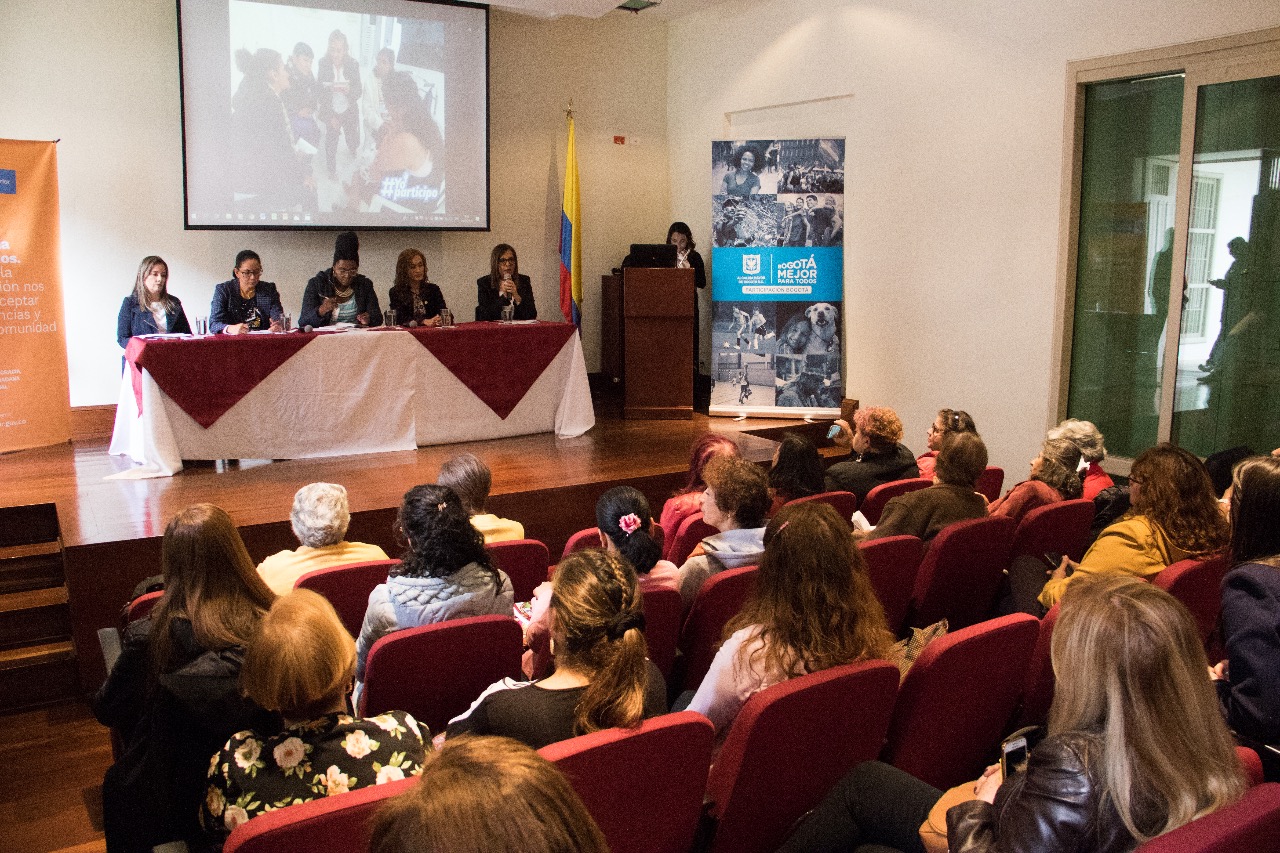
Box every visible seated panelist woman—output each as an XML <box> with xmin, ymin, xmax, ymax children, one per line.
<box><xmin>301</xmin><ymin>231</ymin><xmax>382</xmax><ymax>329</ymax></box>
<box><xmin>388</xmin><ymin>248</ymin><xmax>446</xmax><ymax>327</ymax></box>
<box><xmin>476</xmin><ymin>243</ymin><xmax>536</xmax><ymax>321</ymax></box>
<box><xmin>117</xmin><ymin>255</ymin><xmax>192</xmax><ymax>348</ymax></box>
<box><xmin>210</xmin><ymin>250</ymin><xmax>284</xmax><ymax>334</ymax></box>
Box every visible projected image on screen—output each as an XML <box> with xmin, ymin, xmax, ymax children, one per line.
<box><xmin>180</xmin><ymin>0</ymin><xmax>488</xmax><ymax>230</ymax></box>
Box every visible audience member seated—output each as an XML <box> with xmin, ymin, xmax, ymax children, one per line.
<box><xmin>1214</xmin><ymin>455</ymin><xmax>1280</xmax><ymax>782</ymax></box>
<box><xmin>256</xmin><ymin>482</ymin><xmax>389</xmax><ymax>595</ymax></box>
<box><xmin>301</xmin><ymin>231</ymin><xmax>383</xmax><ymax>329</ymax></box>
<box><xmin>437</xmin><ymin>453</ymin><xmax>524</xmax><ymax>543</ymax></box>
<box><xmin>446</xmin><ymin>550</ymin><xmax>668</xmax><ymax>750</ymax></box>
<box><xmin>988</xmin><ymin>436</ymin><xmax>1083</xmax><ymax>523</ymax></box>
<box><xmin>659</xmin><ymin>433</ymin><xmax>741</xmax><ymax>550</ymax></box>
<box><xmin>386</xmin><ymin>248</ymin><xmax>446</xmax><ymax>327</ymax></box>
<box><xmin>1205</xmin><ymin>444</ymin><xmax>1256</xmax><ymax>504</ymax></box>
<box><xmin>780</xmin><ymin>575</ymin><xmax>1245</xmax><ymax>853</ymax></box>
<box><xmin>686</xmin><ymin>502</ymin><xmax>893</xmax><ymax>738</ymax></box>
<box><xmin>1047</xmin><ymin>418</ymin><xmax>1114</xmax><ymax>500</ymax></box>
<box><xmin>1019</xmin><ymin>444</ymin><xmax>1229</xmax><ymax>614</ymax></box>
<box><xmin>915</xmin><ymin>408</ymin><xmax>977</xmax><ymax>480</ymax></box>
<box><xmin>476</xmin><ymin>243</ymin><xmax>536</xmax><ymax>321</ymax></box>
<box><xmin>824</xmin><ymin>406</ymin><xmax>919</xmax><ymax>502</ymax></box>
<box><xmin>767</xmin><ymin>432</ymin><xmax>826</xmax><ymax>516</ymax></box>
<box><xmin>369</xmin><ymin>736</ymin><xmax>607</xmax><ymax>853</ymax></box>
<box><xmin>93</xmin><ymin>504</ymin><xmax>279</xmax><ymax>853</ymax></box>
<box><xmin>200</xmin><ymin>590</ymin><xmax>425</xmax><ymax>845</ymax></box>
<box><xmin>865</xmin><ymin>432</ymin><xmax>989</xmax><ymax>545</ymax></box>
<box><xmin>117</xmin><ymin>255</ymin><xmax>192</xmax><ymax>349</ymax></box>
<box><xmin>355</xmin><ymin>485</ymin><xmax>513</xmax><ymax>700</ymax></box>
<box><xmin>523</xmin><ymin>486</ymin><xmax>677</xmax><ymax>679</ymax></box>
<box><xmin>676</xmin><ymin>455</ymin><xmax>771</xmax><ymax>607</ymax></box>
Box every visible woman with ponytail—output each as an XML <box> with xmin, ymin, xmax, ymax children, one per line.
<box><xmin>596</xmin><ymin>486</ymin><xmax>679</xmax><ymax>590</ymax></box>
<box><xmin>447</xmin><ymin>550</ymin><xmax>668</xmax><ymax>749</ymax></box>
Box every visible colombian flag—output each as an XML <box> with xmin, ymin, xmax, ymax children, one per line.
<box><xmin>559</xmin><ymin>115</ymin><xmax>582</xmax><ymax>327</ymax></box>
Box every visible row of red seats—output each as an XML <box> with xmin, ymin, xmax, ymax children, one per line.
<box><xmin>221</xmin><ymin>607</ymin><xmax>1278</xmax><ymax>853</ymax></box>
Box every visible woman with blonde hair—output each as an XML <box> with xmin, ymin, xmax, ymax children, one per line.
<box><xmin>117</xmin><ymin>255</ymin><xmax>192</xmax><ymax>350</ymax></box>
<box><xmin>447</xmin><ymin>549</ymin><xmax>668</xmax><ymax>749</ymax></box>
<box><xmin>201</xmin><ymin>590</ymin><xmax>425</xmax><ymax>843</ymax></box>
<box><xmin>781</xmin><ymin>575</ymin><xmax>1245</xmax><ymax>852</ymax></box>
<box><xmin>1214</xmin><ymin>454</ymin><xmax>1280</xmax><ymax>781</ymax></box>
<box><xmin>1037</xmin><ymin>443</ymin><xmax>1229</xmax><ymax>610</ymax></box>
<box><xmin>687</xmin><ymin>501</ymin><xmax>893</xmax><ymax>736</ymax></box>
<box><xmin>94</xmin><ymin>504</ymin><xmax>278</xmax><ymax>853</ymax></box>
<box><xmin>370</xmin><ymin>736</ymin><xmax>607</xmax><ymax>853</ymax></box>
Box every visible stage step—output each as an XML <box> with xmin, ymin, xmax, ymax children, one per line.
<box><xmin>0</xmin><ymin>503</ymin><xmax>77</xmax><ymax>711</ymax></box>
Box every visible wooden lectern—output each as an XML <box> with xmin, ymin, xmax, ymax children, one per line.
<box><xmin>621</xmin><ymin>267</ymin><xmax>694</xmax><ymax>419</ymax></box>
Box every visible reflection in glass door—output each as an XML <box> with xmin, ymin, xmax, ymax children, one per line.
<box><xmin>1172</xmin><ymin>74</ymin><xmax>1280</xmax><ymax>456</ymax></box>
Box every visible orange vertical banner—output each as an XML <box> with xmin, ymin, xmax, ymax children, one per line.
<box><xmin>0</xmin><ymin>139</ymin><xmax>70</xmax><ymax>452</ymax></box>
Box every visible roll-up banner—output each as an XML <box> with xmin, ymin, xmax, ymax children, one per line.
<box><xmin>709</xmin><ymin>138</ymin><xmax>845</xmax><ymax>417</ymax></box>
<box><xmin>0</xmin><ymin>140</ymin><xmax>70</xmax><ymax>452</ymax></box>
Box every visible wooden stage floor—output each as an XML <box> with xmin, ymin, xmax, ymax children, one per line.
<box><xmin>0</xmin><ymin>409</ymin><xmax>821</xmax><ymax>853</ymax></box>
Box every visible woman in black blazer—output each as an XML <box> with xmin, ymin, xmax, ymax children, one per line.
<box><xmin>117</xmin><ymin>255</ymin><xmax>192</xmax><ymax>348</ymax></box>
<box><xmin>476</xmin><ymin>243</ymin><xmax>536</xmax><ymax>321</ymax></box>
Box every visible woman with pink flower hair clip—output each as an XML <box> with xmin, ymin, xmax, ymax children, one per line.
<box><xmin>596</xmin><ymin>486</ymin><xmax>680</xmax><ymax>591</ymax></box>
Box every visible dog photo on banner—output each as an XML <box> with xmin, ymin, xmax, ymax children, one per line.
<box><xmin>709</xmin><ymin>137</ymin><xmax>845</xmax><ymax>417</ymax></box>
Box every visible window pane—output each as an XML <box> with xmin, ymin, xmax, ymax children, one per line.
<box><xmin>1173</xmin><ymin>74</ymin><xmax>1280</xmax><ymax>456</ymax></box>
<box><xmin>1067</xmin><ymin>75</ymin><xmax>1184</xmax><ymax>459</ymax></box>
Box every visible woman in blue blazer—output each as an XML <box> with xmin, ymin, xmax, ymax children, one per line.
<box><xmin>117</xmin><ymin>255</ymin><xmax>192</xmax><ymax>348</ymax></box>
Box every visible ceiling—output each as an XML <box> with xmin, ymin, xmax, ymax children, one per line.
<box><xmin>485</xmin><ymin>0</ymin><xmax>722</xmax><ymax>21</ymax></box>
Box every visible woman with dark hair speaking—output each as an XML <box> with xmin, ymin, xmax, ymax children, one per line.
<box><xmin>477</xmin><ymin>243</ymin><xmax>536</xmax><ymax>321</ymax></box>
<box><xmin>355</xmin><ymin>485</ymin><xmax>513</xmax><ymax>701</ymax></box>
<box><xmin>301</xmin><ymin>231</ymin><xmax>382</xmax><ymax>328</ymax></box>
<box><xmin>1214</xmin><ymin>454</ymin><xmax>1280</xmax><ymax>781</ymax></box>
<box><xmin>780</xmin><ymin>575</ymin><xmax>1245</xmax><ymax>853</ymax></box>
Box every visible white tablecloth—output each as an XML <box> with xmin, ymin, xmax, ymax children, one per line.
<box><xmin>108</xmin><ymin>328</ymin><xmax>594</xmax><ymax>478</ymax></box>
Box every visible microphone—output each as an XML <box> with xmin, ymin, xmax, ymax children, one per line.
<box><xmin>304</xmin><ymin>325</ymin><xmax>314</xmax><ymax>333</ymax></box>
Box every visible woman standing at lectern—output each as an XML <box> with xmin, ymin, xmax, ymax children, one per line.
<box><xmin>668</xmin><ymin>222</ymin><xmax>707</xmax><ymax>378</ymax></box>
<box><xmin>476</xmin><ymin>243</ymin><xmax>536</xmax><ymax>321</ymax></box>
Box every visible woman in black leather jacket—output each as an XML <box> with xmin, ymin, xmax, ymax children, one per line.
<box><xmin>779</xmin><ymin>575</ymin><xmax>1245</xmax><ymax>853</ymax></box>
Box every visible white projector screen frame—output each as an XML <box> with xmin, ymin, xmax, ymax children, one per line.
<box><xmin>177</xmin><ymin>0</ymin><xmax>489</xmax><ymax>230</ymax></box>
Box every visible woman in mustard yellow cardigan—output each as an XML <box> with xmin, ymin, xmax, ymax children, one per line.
<box><xmin>1037</xmin><ymin>443</ymin><xmax>1228</xmax><ymax>610</ymax></box>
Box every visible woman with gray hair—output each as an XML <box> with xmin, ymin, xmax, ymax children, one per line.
<box><xmin>256</xmin><ymin>482</ymin><xmax>389</xmax><ymax>595</ymax></box>
<box><xmin>1047</xmin><ymin>418</ymin><xmax>1114</xmax><ymax>499</ymax></box>
<box><xmin>988</xmin><ymin>437</ymin><xmax>1083</xmax><ymax>524</ymax></box>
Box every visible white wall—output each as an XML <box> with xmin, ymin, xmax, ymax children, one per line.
<box><xmin>667</xmin><ymin>0</ymin><xmax>1280</xmax><ymax>474</ymax></box>
<box><xmin>2</xmin><ymin>2</ymin><xmax>670</xmax><ymax>406</ymax></box>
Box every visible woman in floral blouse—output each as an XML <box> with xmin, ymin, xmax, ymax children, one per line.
<box><xmin>201</xmin><ymin>590</ymin><xmax>426</xmax><ymax>844</ymax></box>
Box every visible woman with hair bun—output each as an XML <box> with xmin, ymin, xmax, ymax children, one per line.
<box><xmin>988</xmin><ymin>436</ymin><xmax>1083</xmax><ymax>523</ymax></box>
<box><xmin>916</xmin><ymin>408</ymin><xmax>978</xmax><ymax>480</ymax></box>
<box><xmin>595</xmin><ymin>486</ymin><xmax>678</xmax><ymax>590</ymax></box>
<box><xmin>355</xmin><ymin>485</ymin><xmax>513</xmax><ymax>700</ymax></box>
<box><xmin>301</xmin><ymin>231</ymin><xmax>382</xmax><ymax>328</ymax></box>
<box><xmin>447</xmin><ymin>549</ymin><xmax>668</xmax><ymax>749</ymax></box>
<box><xmin>201</xmin><ymin>589</ymin><xmax>425</xmax><ymax>843</ymax></box>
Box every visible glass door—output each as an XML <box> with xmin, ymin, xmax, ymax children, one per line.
<box><xmin>1170</xmin><ymin>68</ymin><xmax>1280</xmax><ymax>456</ymax></box>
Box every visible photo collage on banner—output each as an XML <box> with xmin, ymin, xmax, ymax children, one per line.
<box><xmin>709</xmin><ymin>138</ymin><xmax>845</xmax><ymax>415</ymax></box>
